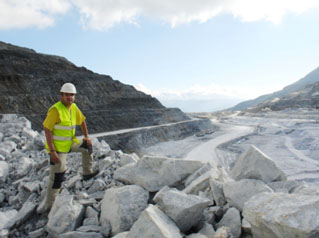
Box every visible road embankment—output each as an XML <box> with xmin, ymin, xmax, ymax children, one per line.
<box><xmin>93</xmin><ymin>119</ymin><xmax>216</xmax><ymax>153</ymax></box>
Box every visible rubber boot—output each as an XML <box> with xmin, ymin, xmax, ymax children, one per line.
<box><xmin>44</xmin><ymin>187</ymin><xmax>60</xmax><ymax>213</ymax></box>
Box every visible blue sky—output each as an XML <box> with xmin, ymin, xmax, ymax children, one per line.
<box><xmin>1</xmin><ymin>0</ymin><xmax>319</xmax><ymax>111</ymax></box>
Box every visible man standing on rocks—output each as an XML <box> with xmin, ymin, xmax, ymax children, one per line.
<box><xmin>38</xmin><ymin>83</ymin><xmax>98</xmax><ymax>214</ymax></box>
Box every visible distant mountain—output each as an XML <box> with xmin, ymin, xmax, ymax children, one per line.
<box><xmin>245</xmin><ymin>81</ymin><xmax>319</xmax><ymax>112</ymax></box>
<box><xmin>160</xmin><ymin>98</ymin><xmax>242</xmax><ymax>113</ymax></box>
<box><xmin>229</xmin><ymin>66</ymin><xmax>319</xmax><ymax>111</ymax></box>
<box><xmin>0</xmin><ymin>41</ymin><xmax>189</xmax><ymax>133</ymax></box>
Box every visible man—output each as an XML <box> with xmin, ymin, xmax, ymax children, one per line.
<box><xmin>38</xmin><ymin>82</ymin><xmax>98</xmax><ymax>214</ymax></box>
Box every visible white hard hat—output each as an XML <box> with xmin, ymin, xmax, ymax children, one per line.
<box><xmin>60</xmin><ymin>83</ymin><xmax>77</xmax><ymax>94</ymax></box>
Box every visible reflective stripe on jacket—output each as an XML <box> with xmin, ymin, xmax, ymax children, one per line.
<box><xmin>46</xmin><ymin>101</ymin><xmax>78</xmax><ymax>153</ymax></box>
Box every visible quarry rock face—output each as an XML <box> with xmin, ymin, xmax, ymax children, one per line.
<box><xmin>0</xmin><ymin>41</ymin><xmax>189</xmax><ymax>133</ymax></box>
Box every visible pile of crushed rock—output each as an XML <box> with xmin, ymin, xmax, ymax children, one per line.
<box><xmin>1</xmin><ymin>114</ymin><xmax>319</xmax><ymax>238</ymax></box>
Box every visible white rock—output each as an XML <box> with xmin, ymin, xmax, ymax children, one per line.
<box><xmin>3</xmin><ymin>134</ymin><xmax>20</xmax><ymax>145</ymax></box>
<box><xmin>119</xmin><ymin>152</ymin><xmax>139</xmax><ymax>167</ymax></box>
<box><xmin>23</xmin><ymin>181</ymin><xmax>40</xmax><ymax>193</ymax></box>
<box><xmin>243</xmin><ymin>192</ymin><xmax>319</xmax><ymax>238</ymax></box>
<box><xmin>7</xmin><ymin>193</ymin><xmax>38</xmax><ymax>229</ymax></box>
<box><xmin>230</xmin><ymin>145</ymin><xmax>287</xmax><ymax>183</ymax></box>
<box><xmin>21</xmin><ymin>127</ymin><xmax>38</xmax><ymax>140</ymax></box>
<box><xmin>98</xmin><ymin>157</ymin><xmax>114</xmax><ymax>171</ymax></box>
<box><xmin>154</xmin><ymin>186</ymin><xmax>211</xmax><ymax>232</ymax></box>
<box><xmin>0</xmin><ymin>148</ymin><xmax>10</xmax><ymax>160</ymax></box>
<box><xmin>128</xmin><ymin>204</ymin><xmax>183</xmax><ymax>238</ymax></box>
<box><xmin>0</xmin><ymin>230</ymin><xmax>9</xmax><ymax>238</ymax></box>
<box><xmin>0</xmin><ymin>209</ymin><xmax>18</xmax><ymax>230</ymax></box>
<box><xmin>113</xmin><ymin>232</ymin><xmax>129</xmax><ymax>238</ymax></box>
<box><xmin>46</xmin><ymin>192</ymin><xmax>85</xmax><ymax>237</ymax></box>
<box><xmin>0</xmin><ymin>161</ymin><xmax>9</xmax><ymax>183</ymax></box>
<box><xmin>184</xmin><ymin>162</ymin><xmax>213</xmax><ymax>187</ymax></box>
<box><xmin>209</xmin><ymin>179</ymin><xmax>226</xmax><ymax>206</ymax></box>
<box><xmin>223</xmin><ymin>179</ymin><xmax>273</xmax><ymax>211</ymax></box>
<box><xmin>17</xmin><ymin>157</ymin><xmax>33</xmax><ymax>177</ymax></box>
<box><xmin>213</xmin><ymin>226</ymin><xmax>231</xmax><ymax>238</ymax></box>
<box><xmin>268</xmin><ymin>180</ymin><xmax>301</xmax><ymax>193</ymax></box>
<box><xmin>87</xmin><ymin>179</ymin><xmax>106</xmax><ymax>194</ymax></box>
<box><xmin>183</xmin><ymin>170</ymin><xmax>217</xmax><ymax>195</ymax></box>
<box><xmin>216</xmin><ymin>207</ymin><xmax>241</xmax><ymax>238</ymax></box>
<box><xmin>114</xmin><ymin>155</ymin><xmax>204</xmax><ymax>192</ymax></box>
<box><xmin>0</xmin><ymin>190</ymin><xmax>5</xmax><ymax>203</ymax></box>
<box><xmin>100</xmin><ymin>185</ymin><xmax>149</xmax><ymax>236</ymax></box>
<box><xmin>18</xmin><ymin>116</ymin><xmax>32</xmax><ymax>129</ymax></box>
<box><xmin>1</xmin><ymin>114</ymin><xmax>19</xmax><ymax>123</ymax></box>
<box><xmin>59</xmin><ymin>231</ymin><xmax>103</xmax><ymax>238</ymax></box>
<box><xmin>94</xmin><ymin>140</ymin><xmax>111</xmax><ymax>158</ymax></box>
<box><xmin>293</xmin><ymin>183</ymin><xmax>319</xmax><ymax>195</ymax></box>
<box><xmin>198</xmin><ymin>222</ymin><xmax>215</xmax><ymax>238</ymax></box>
<box><xmin>187</xmin><ymin>234</ymin><xmax>207</xmax><ymax>238</ymax></box>
<box><xmin>242</xmin><ymin>218</ymin><xmax>251</xmax><ymax>234</ymax></box>
<box><xmin>0</xmin><ymin>140</ymin><xmax>17</xmax><ymax>152</ymax></box>
<box><xmin>28</xmin><ymin>228</ymin><xmax>46</xmax><ymax>238</ymax></box>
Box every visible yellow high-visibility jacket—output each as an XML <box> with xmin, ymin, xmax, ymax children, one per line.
<box><xmin>45</xmin><ymin>101</ymin><xmax>78</xmax><ymax>153</ymax></box>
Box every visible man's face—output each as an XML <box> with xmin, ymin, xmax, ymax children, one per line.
<box><xmin>61</xmin><ymin>93</ymin><xmax>75</xmax><ymax>107</ymax></box>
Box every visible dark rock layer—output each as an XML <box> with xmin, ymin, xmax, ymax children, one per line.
<box><xmin>0</xmin><ymin>41</ymin><xmax>189</xmax><ymax>133</ymax></box>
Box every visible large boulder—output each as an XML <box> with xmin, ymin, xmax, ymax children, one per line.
<box><xmin>128</xmin><ymin>204</ymin><xmax>183</xmax><ymax>238</ymax></box>
<box><xmin>114</xmin><ymin>155</ymin><xmax>204</xmax><ymax>192</ymax></box>
<box><xmin>154</xmin><ymin>186</ymin><xmax>211</xmax><ymax>232</ymax></box>
<box><xmin>46</xmin><ymin>193</ymin><xmax>85</xmax><ymax>238</ymax></box>
<box><xmin>100</xmin><ymin>185</ymin><xmax>149</xmax><ymax>236</ymax></box>
<box><xmin>243</xmin><ymin>192</ymin><xmax>319</xmax><ymax>238</ymax></box>
<box><xmin>230</xmin><ymin>145</ymin><xmax>287</xmax><ymax>183</ymax></box>
<box><xmin>223</xmin><ymin>179</ymin><xmax>273</xmax><ymax>211</ymax></box>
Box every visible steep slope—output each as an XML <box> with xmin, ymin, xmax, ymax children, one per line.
<box><xmin>0</xmin><ymin>41</ymin><xmax>189</xmax><ymax>133</ymax></box>
<box><xmin>246</xmin><ymin>81</ymin><xmax>319</xmax><ymax>112</ymax></box>
<box><xmin>230</xmin><ymin>66</ymin><xmax>319</xmax><ymax>111</ymax></box>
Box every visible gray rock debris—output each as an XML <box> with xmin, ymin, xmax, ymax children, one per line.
<box><xmin>1</xmin><ymin>114</ymin><xmax>318</xmax><ymax>238</ymax></box>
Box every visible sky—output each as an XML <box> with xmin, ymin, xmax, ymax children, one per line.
<box><xmin>1</xmin><ymin>0</ymin><xmax>319</xmax><ymax>112</ymax></box>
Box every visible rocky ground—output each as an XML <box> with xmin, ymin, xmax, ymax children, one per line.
<box><xmin>1</xmin><ymin>113</ymin><xmax>319</xmax><ymax>238</ymax></box>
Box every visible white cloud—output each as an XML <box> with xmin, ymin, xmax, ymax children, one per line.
<box><xmin>134</xmin><ymin>82</ymin><xmax>283</xmax><ymax>101</ymax></box>
<box><xmin>1</xmin><ymin>0</ymin><xmax>318</xmax><ymax>30</ymax></box>
<box><xmin>0</xmin><ymin>0</ymin><xmax>71</xmax><ymax>29</ymax></box>
<box><xmin>72</xmin><ymin>0</ymin><xmax>319</xmax><ymax>30</ymax></box>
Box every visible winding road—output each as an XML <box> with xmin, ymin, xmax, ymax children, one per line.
<box><xmin>183</xmin><ymin>120</ymin><xmax>255</xmax><ymax>167</ymax></box>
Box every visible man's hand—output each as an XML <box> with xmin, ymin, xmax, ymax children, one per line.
<box><xmin>84</xmin><ymin>137</ymin><xmax>92</xmax><ymax>147</ymax></box>
<box><xmin>50</xmin><ymin>151</ymin><xmax>60</xmax><ymax>164</ymax></box>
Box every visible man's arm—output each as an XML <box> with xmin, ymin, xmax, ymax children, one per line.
<box><xmin>44</xmin><ymin>127</ymin><xmax>60</xmax><ymax>163</ymax></box>
<box><xmin>80</xmin><ymin>121</ymin><xmax>92</xmax><ymax>146</ymax></box>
